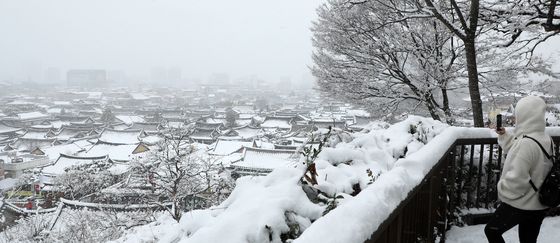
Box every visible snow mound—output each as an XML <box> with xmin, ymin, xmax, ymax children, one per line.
<box><xmin>116</xmin><ymin>116</ymin><xmax>450</xmax><ymax>243</ymax></box>
<box><xmin>116</xmin><ymin>168</ymin><xmax>323</xmax><ymax>243</ymax></box>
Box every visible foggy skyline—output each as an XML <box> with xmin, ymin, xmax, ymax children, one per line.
<box><xmin>0</xmin><ymin>0</ymin><xmax>324</xmax><ymax>84</ymax></box>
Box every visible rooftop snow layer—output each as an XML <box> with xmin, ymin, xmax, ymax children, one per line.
<box><xmin>210</xmin><ymin>140</ymin><xmax>254</xmax><ymax>155</ymax></box>
<box><xmin>16</xmin><ymin>112</ymin><xmax>49</xmax><ymax>120</ymax></box>
<box><xmin>80</xmin><ymin>143</ymin><xmax>146</xmax><ymax>161</ymax></box>
<box><xmin>0</xmin><ymin>124</ymin><xmax>21</xmax><ymax>134</ymax></box>
<box><xmin>98</xmin><ymin>129</ymin><xmax>143</xmax><ymax>145</ymax></box>
<box><xmin>261</xmin><ymin>118</ymin><xmax>292</xmax><ymax>129</ymax></box>
<box><xmin>232</xmin><ymin>147</ymin><xmax>298</xmax><ymax>171</ymax></box>
<box><xmin>116</xmin><ymin>115</ymin><xmax>145</xmax><ymax>125</ymax></box>
<box><xmin>42</xmin><ymin>154</ymin><xmax>109</xmax><ymax>176</ymax></box>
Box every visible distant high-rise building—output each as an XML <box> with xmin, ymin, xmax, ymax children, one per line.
<box><xmin>67</xmin><ymin>69</ymin><xmax>107</xmax><ymax>87</ymax></box>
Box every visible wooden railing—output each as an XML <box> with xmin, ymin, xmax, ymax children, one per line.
<box><xmin>367</xmin><ymin>136</ymin><xmax>560</xmax><ymax>243</ymax></box>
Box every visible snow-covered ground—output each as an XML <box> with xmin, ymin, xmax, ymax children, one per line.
<box><xmin>6</xmin><ymin>115</ymin><xmax>560</xmax><ymax>243</ymax></box>
<box><xmin>112</xmin><ymin>116</ymin><xmax>560</xmax><ymax>243</ymax></box>
<box><xmin>446</xmin><ymin>216</ymin><xmax>560</xmax><ymax>243</ymax></box>
<box><xmin>113</xmin><ymin>116</ymin><xmax>453</xmax><ymax>242</ymax></box>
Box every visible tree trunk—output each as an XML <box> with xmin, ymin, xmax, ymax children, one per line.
<box><xmin>424</xmin><ymin>94</ymin><xmax>442</xmax><ymax>121</ymax></box>
<box><xmin>464</xmin><ymin>40</ymin><xmax>484</xmax><ymax>127</ymax></box>
<box><xmin>441</xmin><ymin>87</ymin><xmax>453</xmax><ymax>125</ymax></box>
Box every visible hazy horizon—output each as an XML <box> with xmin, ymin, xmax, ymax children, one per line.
<box><xmin>1</xmin><ymin>0</ymin><xmax>559</xmax><ymax>86</ymax></box>
<box><xmin>0</xmin><ymin>0</ymin><xmax>324</xmax><ymax>85</ymax></box>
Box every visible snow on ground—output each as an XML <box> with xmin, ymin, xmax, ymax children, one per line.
<box><xmin>79</xmin><ymin>117</ymin><xmax>560</xmax><ymax>243</ymax></box>
<box><xmin>115</xmin><ymin>116</ymin><xmax>451</xmax><ymax>242</ymax></box>
<box><xmin>445</xmin><ymin>216</ymin><xmax>560</xmax><ymax>243</ymax></box>
<box><xmin>0</xmin><ymin>208</ymin><xmax>155</xmax><ymax>242</ymax></box>
<box><xmin>115</xmin><ymin>168</ymin><xmax>324</xmax><ymax>243</ymax></box>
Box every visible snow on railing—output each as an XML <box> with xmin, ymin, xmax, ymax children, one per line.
<box><xmin>295</xmin><ymin>127</ymin><xmax>560</xmax><ymax>243</ymax></box>
<box><xmin>3</xmin><ymin>201</ymin><xmax>58</xmax><ymax>215</ymax></box>
<box><xmin>60</xmin><ymin>198</ymin><xmax>173</xmax><ymax>210</ymax></box>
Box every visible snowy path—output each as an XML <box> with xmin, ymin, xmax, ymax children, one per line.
<box><xmin>446</xmin><ymin>216</ymin><xmax>560</xmax><ymax>243</ymax></box>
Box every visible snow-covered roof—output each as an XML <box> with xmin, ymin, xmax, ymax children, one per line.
<box><xmin>98</xmin><ymin>129</ymin><xmax>144</xmax><ymax>145</ymax></box>
<box><xmin>127</xmin><ymin>122</ymin><xmax>161</xmax><ymax>133</ymax></box>
<box><xmin>80</xmin><ymin>143</ymin><xmax>149</xmax><ymax>161</ymax></box>
<box><xmin>53</xmin><ymin>101</ymin><xmax>72</xmax><ymax>106</ymax></box>
<box><xmin>0</xmin><ymin>178</ymin><xmax>18</xmax><ymax>192</ymax></box>
<box><xmin>10</xmin><ymin>138</ymin><xmax>57</xmax><ymax>152</ymax></box>
<box><xmin>260</xmin><ymin>117</ymin><xmax>292</xmax><ymax>129</ymax></box>
<box><xmin>140</xmin><ymin>135</ymin><xmax>161</xmax><ymax>145</ymax></box>
<box><xmin>116</xmin><ymin>115</ymin><xmax>145</xmax><ymax>125</ymax></box>
<box><xmin>21</xmin><ymin>130</ymin><xmax>49</xmax><ymax>139</ymax></box>
<box><xmin>41</xmin><ymin>143</ymin><xmax>85</xmax><ymax>162</ymax></box>
<box><xmin>46</xmin><ymin>108</ymin><xmax>62</xmax><ymax>114</ymax></box>
<box><xmin>6</xmin><ymin>100</ymin><xmax>34</xmax><ymax>105</ymax></box>
<box><xmin>16</xmin><ymin>112</ymin><xmax>49</xmax><ymax>120</ymax></box>
<box><xmin>232</xmin><ymin>105</ymin><xmax>256</xmax><ymax>114</ymax></box>
<box><xmin>0</xmin><ymin>123</ymin><xmax>21</xmax><ymax>134</ymax></box>
<box><xmin>233</xmin><ymin>126</ymin><xmax>261</xmax><ymax>139</ymax></box>
<box><xmin>232</xmin><ymin>147</ymin><xmax>298</xmax><ymax>172</ymax></box>
<box><xmin>210</xmin><ymin>140</ymin><xmax>255</xmax><ymax>156</ymax></box>
<box><xmin>191</xmin><ymin>128</ymin><xmax>217</xmax><ymax>140</ymax></box>
<box><xmin>56</xmin><ymin>127</ymin><xmax>91</xmax><ymax>141</ymax></box>
<box><xmin>42</xmin><ymin>154</ymin><xmax>110</xmax><ymax>176</ymax></box>
<box><xmin>130</xmin><ymin>93</ymin><xmax>149</xmax><ymax>100</ymax></box>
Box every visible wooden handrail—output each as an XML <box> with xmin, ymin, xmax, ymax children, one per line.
<box><xmin>367</xmin><ymin>135</ymin><xmax>560</xmax><ymax>243</ymax></box>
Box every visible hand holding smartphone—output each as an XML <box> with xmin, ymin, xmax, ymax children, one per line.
<box><xmin>495</xmin><ymin>114</ymin><xmax>505</xmax><ymax>135</ymax></box>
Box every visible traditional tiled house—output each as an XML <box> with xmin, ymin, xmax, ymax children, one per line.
<box><xmin>2</xmin><ymin>112</ymin><xmax>50</xmax><ymax>127</ymax></box>
<box><xmin>259</xmin><ymin>116</ymin><xmax>294</xmax><ymax>130</ymax></box>
<box><xmin>209</xmin><ymin>139</ymin><xmax>257</xmax><ymax>156</ymax></box>
<box><xmin>6</xmin><ymin>138</ymin><xmax>61</xmax><ymax>153</ymax></box>
<box><xmin>230</xmin><ymin>147</ymin><xmax>298</xmax><ymax>177</ymax></box>
<box><xmin>98</xmin><ymin>129</ymin><xmax>147</xmax><ymax>145</ymax></box>
<box><xmin>0</xmin><ymin>152</ymin><xmax>50</xmax><ymax>178</ymax></box>
<box><xmin>127</xmin><ymin>122</ymin><xmax>163</xmax><ymax>135</ymax></box>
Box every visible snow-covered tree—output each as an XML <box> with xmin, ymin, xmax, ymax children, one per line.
<box><xmin>313</xmin><ymin>0</ymin><xmax>557</xmax><ymax>125</ymax></box>
<box><xmin>0</xmin><ymin>209</ymin><xmax>155</xmax><ymax>242</ymax></box>
<box><xmin>53</xmin><ymin>160</ymin><xmax>119</xmax><ymax>200</ymax></box>
<box><xmin>312</xmin><ymin>1</ymin><xmax>464</xmax><ymax>123</ymax></box>
<box><xmin>131</xmin><ymin>128</ymin><xmax>232</xmax><ymax>222</ymax></box>
<box><xmin>100</xmin><ymin>108</ymin><xmax>116</xmax><ymax>123</ymax></box>
<box><xmin>225</xmin><ymin>107</ymin><xmax>238</xmax><ymax>128</ymax></box>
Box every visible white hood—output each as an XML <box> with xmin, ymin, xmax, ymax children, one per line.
<box><xmin>514</xmin><ymin>96</ymin><xmax>546</xmax><ymax>137</ymax></box>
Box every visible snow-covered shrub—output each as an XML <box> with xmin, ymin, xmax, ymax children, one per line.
<box><xmin>54</xmin><ymin>160</ymin><xmax>119</xmax><ymax>200</ymax></box>
<box><xmin>114</xmin><ymin>116</ymin><xmax>449</xmax><ymax>243</ymax></box>
<box><xmin>0</xmin><ymin>212</ymin><xmax>51</xmax><ymax>241</ymax></box>
<box><xmin>0</xmin><ymin>208</ymin><xmax>156</xmax><ymax>242</ymax></box>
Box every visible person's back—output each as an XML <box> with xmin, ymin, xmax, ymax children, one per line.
<box><xmin>497</xmin><ymin>96</ymin><xmax>553</xmax><ymax>210</ymax></box>
<box><xmin>485</xmin><ymin>96</ymin><xmax>553</xmax><ymax>243</ymax></box>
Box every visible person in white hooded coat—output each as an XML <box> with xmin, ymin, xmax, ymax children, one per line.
<box><xmin>485</xmin><ymin>96</ymin><xmax>553</xmax><ymax>243</ymax></box>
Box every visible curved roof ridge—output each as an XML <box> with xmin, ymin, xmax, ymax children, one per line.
<box><xmin>58</xmin><ymin>153</ymin><xmax>109</xmax><ymax>160</ymax></box>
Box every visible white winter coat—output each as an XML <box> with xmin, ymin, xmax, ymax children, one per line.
<box><xmin>497</xmin><ymin>96</ymin><xmax>553</xmax><ymax>210</ymax></box>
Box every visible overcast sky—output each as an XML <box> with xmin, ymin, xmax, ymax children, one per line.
<box><xmin>0</xmin><ymin>0</ymin><xmax>324</xmax><ymax>83</ymax></box>
<box><xmin>0</xmin><ymin>0</ymin><xmax>558</xmax><ymax>85</ymax></box>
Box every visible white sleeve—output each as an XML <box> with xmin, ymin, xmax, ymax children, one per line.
<box><xmin>498</xmin><ymin>132</ymin><xmax>515</xmax><ymax>154</ymax></box>
<box><xmin>497</xmin><ymin>140</ymin><xmax>537</xmax><ymax>200</ymax></box>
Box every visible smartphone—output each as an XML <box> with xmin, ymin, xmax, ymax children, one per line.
<box><xmin>496</xmin><ymin>114</ymin><xmax>502</xmax><ymax>129</ymax></box>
